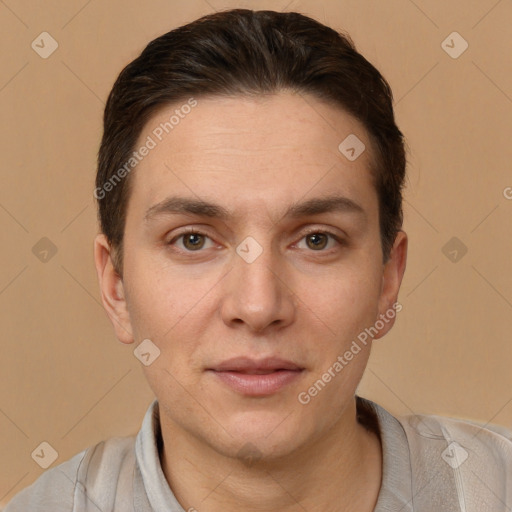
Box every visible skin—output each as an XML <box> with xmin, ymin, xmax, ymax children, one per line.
<box><xmin>94</xmin><ymin>91</ymin><xmax>407</xmax><ymax>512</ymax></box>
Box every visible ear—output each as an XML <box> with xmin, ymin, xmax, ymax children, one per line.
<box><xmin>94</xmin><ymin>233</ymin><xmax>134</xmax><ymax>344</ymax></box>
<box><xmin>373</xmin><ymin>230</ymin><xmax>407</xmax><ymax>340</ymax></box>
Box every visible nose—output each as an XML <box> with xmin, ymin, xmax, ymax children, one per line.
<box><xmin>220</xmin><ymin>242</ymin><xmax>296</xmax><ymax>333</ymax></box>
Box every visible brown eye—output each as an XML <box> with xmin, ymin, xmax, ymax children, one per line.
<box><xmin>296</xmin><ymin>230</ymin><xmax>342</xmax><ymax>252</ymax></box>
<box><xmin>305</xmin><ymin>233</ymin><xmax>329</xmax><ymax>250</ymax></box>
<box><xmin>169</xmin><ymin>230</ymin><xmax>214</xmax><ymax>252</ymax></box>
<box><xmin>182</xmin><ymin>233</ymin><xmax>206</xmax><ymax>250</ymax></box>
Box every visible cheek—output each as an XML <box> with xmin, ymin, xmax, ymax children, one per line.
<box><xmin>124</xmin><ymin>251</ymin><xmax>205</xmax><ymax>334</ymax></box>
<box><xmin>297</xmin><ymin>262</ymin><xmax>382</xmax><ymax>345</ymax></box>
<box><xmin>125</xmin><ymin>263</ymin><xmax>212</xmax><ymax>399</ymax></box>
<box><xmin>123</xmin><ymin>256</ymin><xmax>222</xmax><ymax>376</ymax></box>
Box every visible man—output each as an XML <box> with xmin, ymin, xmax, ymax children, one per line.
<box><xmin>5</xmin><ymin>8</ymin><xmax>511</xmax><ymax>512</ymax></box>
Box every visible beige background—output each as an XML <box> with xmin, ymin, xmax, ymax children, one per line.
<box><xmin>1</xmin><ymin>0</ymin><xmax>511</xmax><ymax>504</ymax></box>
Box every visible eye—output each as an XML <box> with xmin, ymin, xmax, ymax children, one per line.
<box><xmin>169</xmin><ymin>229</ymin><xmax>215</xmax><ymax>251</ymax></box>
<box><xmin>296</xmin><ymin>230</ymin><xmax>343</xmax><ymax>251</ymax></box>
<box><xmin>167</xmin><ymin>228</ymin><xmax>344</xmax><ymax>253</ymax></box>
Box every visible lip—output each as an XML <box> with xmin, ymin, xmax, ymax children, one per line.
<box><xmin>207</xmin><ymin>357</ymin><xmax>305</xmax><ymax>396</ymax></box>
<box><xmin>209</xmin><ymin>356</ymin><xmax>303</xmax><ymax>373</ymax></box>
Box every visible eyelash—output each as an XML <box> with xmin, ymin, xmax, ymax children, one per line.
<box><xmin>168</xmin><ymin>227</ymin><xmax>345</xmax><ymax>253</ymax></box>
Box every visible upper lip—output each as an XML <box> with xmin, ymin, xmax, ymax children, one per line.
<box><xmin>209</xmin><ymin>356</ymin><xmax>303</xmax><ymax>373</ymax></box>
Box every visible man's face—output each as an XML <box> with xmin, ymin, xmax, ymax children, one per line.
<box><xmin>96</xmin><ymin>91</ymin><xmax>406</xmax><ymax>460</ymax></box>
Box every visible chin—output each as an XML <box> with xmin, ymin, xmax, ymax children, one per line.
<box><xmin>220</xmin><ymin>410</ymin><xmax>309</xmax><ymax>457</ymax></box>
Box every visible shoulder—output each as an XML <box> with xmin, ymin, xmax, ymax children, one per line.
<box><xmin>398</xmin><ymin>411</ymin><xmax>512</xmax><ymax>449</ymax></box>
<box><xmin>397</xmin><ymin>411</ymin><xmax>512</xmax><ymax>474</ymax></box>
<box><xmin>3</xmin><ymin>448</ymin><xmax>88</xmax><ymax>512</ymax></box>
<box><xmin>4</xmin><ymin>435</ymin><xmax>136</xmax><ymax>512</ymax></box>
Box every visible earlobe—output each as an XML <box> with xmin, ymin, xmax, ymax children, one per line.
<box><xmin>93</xmin><ymin>233</ymin><xmax>134</xmax><ymax>344</ymax></box>
<box><xmin>374</xmin><ymin>230</ymin><xmax>408</xmax><ymax>340</ymax></box>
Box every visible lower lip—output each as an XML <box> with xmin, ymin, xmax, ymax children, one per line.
<box><xmin>210</xmin><ymin>369</ymin><xmax>304</xmax><ymax>396</ymax></box>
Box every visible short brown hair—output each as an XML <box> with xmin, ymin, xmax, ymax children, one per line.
<box><xmin>96</xmin><ymin>8</ymin><xmax>407</xmax><ymax>275</ymax></box>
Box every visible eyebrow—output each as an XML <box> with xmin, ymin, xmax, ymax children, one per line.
<box><xmin>144</xmin><ymin>194</ymin><xmax>366</xmax><ymax>223</ymax></box>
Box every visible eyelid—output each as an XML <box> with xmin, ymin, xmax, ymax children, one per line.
<box><xmin>298</xmin><ymin>225</ymin><xmax>344</xmax><ymax>239</ymax></box>
<box><xmin>293</xmin><ymin>226</ymin><xmax>345</xmax><ymax>250</ymax></box>
<box><xmin>168</xmin><ymin>227</ymin><xmax>216</xmax><ymax>248</ymax></box>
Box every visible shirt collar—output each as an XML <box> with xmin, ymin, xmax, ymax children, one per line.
<box><xmin>134</xmin><ymin>399</ymin><xmax>186</xmax><ymax>512</ymax></box>
<box><xmin>357</xmin><ymin>395</ymin><xmax>414</xmax><ymax>511</ymax></box>
<box><xmin>134</xmin><ymin>396</ymin><xmax>414</xmax><ymax>511</ymax></box>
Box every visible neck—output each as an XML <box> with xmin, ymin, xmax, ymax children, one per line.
<box><xmin>159</xmin><ymin>397</ymin><xmax>382</xmax><ymax>512</ymax></box>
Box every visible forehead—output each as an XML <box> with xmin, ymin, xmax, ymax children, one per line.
<box><xmin>128</xmin><ymin>91</ymin><xmax>378</xmax><ymax>223</ymax></box>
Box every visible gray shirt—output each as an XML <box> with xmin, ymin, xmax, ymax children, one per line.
<box><xmin>4</xmin><ymin>396</ymin><xmax>512</xmax><ymax>511</ymax></box>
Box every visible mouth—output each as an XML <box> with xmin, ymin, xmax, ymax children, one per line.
<box><xmin>207</xmin><ymin>357</ymin><xmax>305</xmax><ymax>396</ymax></box>
<box><xmin>222</xmin><ymin>369</ymin><xmax>296</xmax><ymax>375</ymax></box>
<box><xmin>208</xmin><ymin>356</ymin><xmax>304</xmax><ymax>373</ymax></box>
